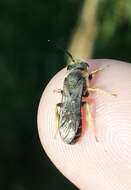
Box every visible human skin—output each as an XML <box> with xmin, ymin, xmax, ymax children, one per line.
<box><xmin>37</xmin><ymin>59</ymin><xmax>131</xmax><ymax>190</ymax></box>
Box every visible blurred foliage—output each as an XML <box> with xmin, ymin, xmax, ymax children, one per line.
<box><xmin>94</xmin><ymin>0</ymin><xmax>131</xmax><ymax>61</ymax></box>
<box><xmin>1</xmin><ymin>0</ymin><xmax>131</xmax><ymax>190</ymax></box>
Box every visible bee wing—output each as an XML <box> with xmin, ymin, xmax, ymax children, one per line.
<box><xmin>70</xmin><ymin>79</ymin><xmax>85</xmax><ymax>99</ymax></box>
<box><xmin>59</xmin><ymin>83</ymin><xmax>84</xmax><ymax>144</ymax></box>
<box><xmin>59</xmin><ymin>100</ymin><xmax>82</xmax><ymax>144</ymax></box>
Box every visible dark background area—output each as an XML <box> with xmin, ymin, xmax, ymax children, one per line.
<box><xmin>1</xmin><ymin>0</ymin><xmax>131</xmax><ymax>190</ymax></box>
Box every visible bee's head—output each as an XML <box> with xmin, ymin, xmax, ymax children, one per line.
<box><xmin>67</xmin><ymin>60</ymin><xmax>89</xmax><ymax>71</ymax></box>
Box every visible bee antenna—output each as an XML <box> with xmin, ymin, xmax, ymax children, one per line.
<box><xmin>48</xmin><ymin>40</ymin><xmax>75</xmax><ymax>63</ymax></box>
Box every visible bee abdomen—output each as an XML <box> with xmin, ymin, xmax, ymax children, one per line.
<box><xmin>69</xmin><ymin>126</ymin><xmax>82</xmax><ymax>144</ymax></box>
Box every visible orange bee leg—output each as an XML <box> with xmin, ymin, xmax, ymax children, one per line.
<box><xmin>88</xmin><ymin>87</ymin><xmax>117</xmax><ymax>96</ymax></box>
<box><xmin>53</xmin><ymin>89</ymin><xmax>63</xmax><ymax>94</ymax></box>
<box><xmin>54</xmin><ymin>103</ymin><xmax>63</xmax><ymax>138</ymax></box>
<box><xmin>81</xmin><ymin>97</ymin><xmax>98</xmax><ymax>142</ymax></box>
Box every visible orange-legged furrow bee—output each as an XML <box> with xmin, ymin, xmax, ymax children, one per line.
<box><xmin>49</xmin><ymin>40</ymin><xmax>116</xmax><ymax>144</ymax></box>
<box><xmin>56</xmin><ymin>59</ymin><xmax>92</xmax><ymax>144</ymax></box>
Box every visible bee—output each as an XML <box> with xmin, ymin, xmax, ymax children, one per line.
<box><xmin>48</xmin><ymin>40</ymin><xmax>116</xmax><ymax>144</ymax></box>
<box><xmin>56</xmin><ymin>60</ymin><xmax>91</xmax><ymax>144</ymax></box>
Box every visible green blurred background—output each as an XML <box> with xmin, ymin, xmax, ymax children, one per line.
<box><xmin>1</xmin><ymin>0</ymin><xmax>131</xmax><ymax>189</ymax></box>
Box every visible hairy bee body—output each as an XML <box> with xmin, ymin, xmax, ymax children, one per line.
<box><xmin>58</xmin><ymin>62</ymin><xmax>89</xmax><ymax>144</ymax></box>
<box><xmin>49</xmin><ymin>40</ymin><xmax>112</xmax><ymax>144</ymax></box>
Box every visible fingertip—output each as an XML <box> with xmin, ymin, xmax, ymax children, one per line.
<box><xmin>37</xmin><ymin>59</ymin><xmax>131</xmax><ymax>190</ymax></box>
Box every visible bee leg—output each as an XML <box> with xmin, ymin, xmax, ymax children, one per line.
<box><xmin>54</xmin><ymin>103</ymin><xmax>63</xmax><ymax>138</ymax></box>
<box><xmin>90</xmin><ymin>67</ymin><xmax>105</xmax><ymax>75</ymax></box>
<box><xmin>53</xmin><ymin>89</ymin><xmax>63</xmax><ymax>94</ymax></box>
<box><xmin>89</xmin><ymin>66</ymin><xmax>109</xmax><ymax>80</ymax></box>
<box><xmin>88</xmin><ymin>87</ymin><xmax>117</xmax><ymax>96</ymax></box>
<box><xmin>86</xmin><ymin>103</ymin><xmax>98</xmax><ymax>142</ymax></box>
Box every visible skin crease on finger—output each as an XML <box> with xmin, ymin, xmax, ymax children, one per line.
<box><xmin>37</xmin><ymin>59</ymin><xmax>131</xmax><ymax>190</ymax></box>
